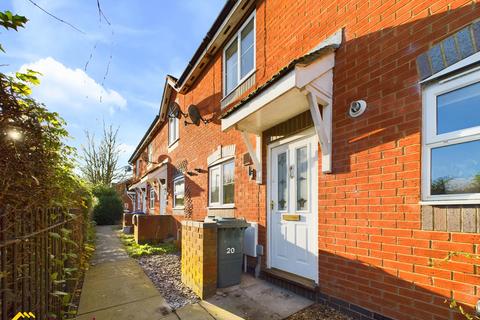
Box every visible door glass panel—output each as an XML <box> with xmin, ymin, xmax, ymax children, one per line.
<box><xmin>437</xmin><ymin>81</ymin><xmax>480</xmax><ymax>134</ymax></box>
<box><xmin>296</xmin><ymin>146</ymin><xmax>308</xmax><ymax>210</ymax></box>
<box><xmin>431</xmin><ymin>140</ymin><xmax>480</xmax><ymax>195</ymax></box>
<box><xmin>277</xmin><ymin>152</ymin><xmax>287</xmax><ymax>211</ymax></box>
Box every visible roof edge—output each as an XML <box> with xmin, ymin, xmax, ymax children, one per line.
<box><xmin>175</xmin><ymin>0</ymin><xmax>238</xmax><ymax>90</ymax></box>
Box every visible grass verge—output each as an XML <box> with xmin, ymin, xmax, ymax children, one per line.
<box><xmin>119</xmin><ymin>233</ymin><xmax>177</xmax><ymax>258</ymax></box>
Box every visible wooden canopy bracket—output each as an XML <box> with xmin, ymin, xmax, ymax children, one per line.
<box><xmin>241</xmin><ymin>131</ymin><xmax>262</xmax><ymax>184</ymax></box>
<box><xmin>305</xmin><ymin>89</ymin><xmax>332</xmax><ymax>173</ymax></box>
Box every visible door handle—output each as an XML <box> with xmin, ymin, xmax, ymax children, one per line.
<box><xmin>289</xmin><ymin>165</ymin><xmax>295</xmax><ymax>178</ymax></box>
<box><xmin>270</xmin><ymin>200</ymin><xmax>274</xmax><ymax>210</ymax></box>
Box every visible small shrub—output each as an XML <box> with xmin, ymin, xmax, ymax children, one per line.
<box><xmin>92</xmin><ymin>185</ymin><xmax>123</xmax><ymax>225</ymax></box>
<box><xmin>119</xmin><ymin>233</ymin><xmax>177</xmax><ymax>258</ymax></box>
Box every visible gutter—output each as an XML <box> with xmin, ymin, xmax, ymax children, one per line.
<box><xmin>175</xmin><ymin>0</ymin><xmax>238</xmax><ymax>90</ymax></box>
<box><xmin>128</xmin><ymin>115</ymin><xmax>160</xmax><ymax>164</ymax></box>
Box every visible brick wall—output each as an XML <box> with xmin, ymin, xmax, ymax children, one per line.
<box><xmin>131</xmin><ymin>1</ymin><xmax>480</xmax><ymax>319</ymax></box>
<box><xmin>181</xmin><ymin>220</ymin><xmax>218</xmax><ymax>299</ymax></box>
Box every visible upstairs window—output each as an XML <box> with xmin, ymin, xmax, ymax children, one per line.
<box><xmin>209</xmin><ymin>160</ymin><xmax>235</xmax><ymax>207</ymax></box>
<box><xmin>148</xmin><ymin>143</ymin><xmax>153</xmax><ymax>163</ymax></box>
<box><xmin>423</xmin><ymin>68</ymin><xmax>480</xmax><ymax>201</ymax></box>
<box><xmin>136</xmin><ymin>159</ymin><xmax>141</xmax><ymax>177</ymax></box>
<box><xmin>173</xmin><ymin>176</ymin><xmax>185</xmax><ymax>208</ymax></box>
<box><xmin>168</xmin><ymin>116</ymin><xmax>179</xmax><ymax>146</ymax></box>
<box><xmin>223</xmin><ymin>12</ymin><xmax>255</xmax><ymax>96</ymax></box>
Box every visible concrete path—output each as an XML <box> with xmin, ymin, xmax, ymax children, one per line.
<box><xmin>76</xmin><ymin>226</ymin><xmax>244</xmax><ymax>320</ymax></box>
<box><xmin>77</xmin><ymin>226</ymin><xmax>309</xmax><ymax>320</ymax></box>
<box><xmin>76</xmin><ymin>226</ymin><xmax>172</xmax><ymax>319</ymax></box>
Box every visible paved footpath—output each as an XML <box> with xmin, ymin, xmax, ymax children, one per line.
<box><xmin>76</xmin><ymin>226</ymin><xmax>242</xmax><ymax>320</ymax></box>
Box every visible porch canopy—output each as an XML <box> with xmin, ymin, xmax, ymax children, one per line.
<box><xmin>128</xmin><ymin>178</ymin><xmax>147</xmax><ymax>191</ymax></box>
<box><xmin>144</xmin><ymin>163</ymin><xmax>168</xmax><ymax>197</ymax></box>
<box><xmin>220</xmin><ymin>33</ymin><xmax>341</xmax><ymax>179</ymax></box>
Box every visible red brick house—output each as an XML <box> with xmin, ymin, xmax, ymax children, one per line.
<box><xmin>129</xmin><ymin>1</ymin><xmax>480</xmax><ymax>319</ymax></box>
<box><xmin>113</xmin><ymin>177</ymin><xmax>134</xmax><ymax>212</ymax></box>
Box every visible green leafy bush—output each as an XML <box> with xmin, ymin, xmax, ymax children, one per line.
<box><xmin>92</xmin><ymin>185</ymin><xmax>123</xmax><ymax>225</ymax></box>
<box><xmin>119</xmin><ymin>233</ymin><xmax>177</xmax><ymax>258</ymax></box>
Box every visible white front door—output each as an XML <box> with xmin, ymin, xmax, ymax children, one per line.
<box><xmin>159</xmin><ymin>184</ymin><xmax>167</xmax><ymax>215</ymax></box>
<box><xmin>269</xmin><ymin>132</ymin><xmax>318</xmax><ymax>281</ymax></box>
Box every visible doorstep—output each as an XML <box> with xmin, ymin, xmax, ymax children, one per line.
<box><xmin>263</xmin><ymin>268</ymin><xmax>318</xmax><ymax>300</ymax></box>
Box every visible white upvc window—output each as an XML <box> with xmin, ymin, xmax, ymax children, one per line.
<box><xmin>136</xmin><ymin>159</ymin><xmax>141</xmax><ymax>177</ymax></box>
<box><xmin>168</xmin><ymin>116</ymin><xmax>179</xmax><ymax>146</ymax></box>
<box><xmin>148</xmin><ymin>143</ymin><xmax>153</xmax><ymax>163</ymax></box>
<box><xmin>223</xmin><ymin>12</ymin><xmax>255</xmax><ymax>96</ymax></box>
<box><xmin>173</xmin><ymin>176</ymin><xmax>185</xmax><ymax>208</ymax></box>
<box><xmin>209</xmin><ymin>160</ymin><xmax>235</xmax><ymax>207</ymax></box>
<box><xmin>132</xmin><ymin>194</ymin><xmax>136</xmax><ymax>211</ymax></box>
<box><xmin>422</xmin><ymin>67</ymin><xmax>480</xmax><ymax>202</ymax></box>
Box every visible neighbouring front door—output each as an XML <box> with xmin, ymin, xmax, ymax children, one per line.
<box><xmin>269</xmin><ymin>132</ymin><xmax>318</xmax><ymax>281</ymax></box>
<box><xmin>159</xmin><ymin>184</ymin><xmax>167</xmax><ymax>215</ymax></box>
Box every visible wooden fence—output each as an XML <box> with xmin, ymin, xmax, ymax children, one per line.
<box><xmin>0</xmin><ymin>207</ymin><xmax>86</xmax><ymax>320</ymax></box>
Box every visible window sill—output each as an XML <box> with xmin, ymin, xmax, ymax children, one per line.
<box><xmin>222</xmin><ymin>69</ymin><xmax>256</xmax><ymax>100</ymax></box>
<box><xmin>420</xmin><ymin>200</ymin><xmax>480</xmax><ymax>205</ymax></box>
<box><xmin>208</xmin><ymin>205</ymin><xmax>236</xmax><ymax>209</ymax></box>
<box><xmin>168</xmin><ymin>139</ymin><xmax>179</xmax><ymax>152</ymax></box>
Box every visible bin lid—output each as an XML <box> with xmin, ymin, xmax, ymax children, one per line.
<box><xmin>216</xmin><ymin>218</ymin><xmax>250</xmax><ymax>229</ymax></box>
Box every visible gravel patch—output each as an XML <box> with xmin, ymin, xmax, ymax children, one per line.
<box><xmin>287</xmin><ymin>303</ymin><xmax>353</xmax><ymax>320</ymax></box>
<box><xmin>137</xmin><ymin>253</ymin><xmax>200</xmax><ymax>310</ymax></box>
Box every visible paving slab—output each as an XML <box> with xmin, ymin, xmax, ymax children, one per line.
<box><xmin>206</xmin><ymin>275</ymin><xmax>313</xmax><ymax>320</ymax></box>
<box><xmin>77</xmin><ymin>226</ymin><xmax>311</xmax><ymax>320</ymax></box>
<box><xmin>175</xmin><ymin>303</ymin><xmax>214</xmax><ymax>320</ymax></box>
<box><xmin>76</xmin><ymin>226</ymin><xmax>171</xmax><ymax>320</ymax></box>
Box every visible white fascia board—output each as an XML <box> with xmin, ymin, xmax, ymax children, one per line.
<box><xmin>177</xmin><ymin>0</ymin><xmax>246</xmax><ymax>93</ymax></box>
<box><xmin>221</xmin><ymin>70</ymin><xmax>296</xmax><ymax>131</ymax></box>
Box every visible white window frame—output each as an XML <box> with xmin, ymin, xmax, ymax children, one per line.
<box><xmin>136</xmin><ymin>159</ymin><xmax>141</xmax><ymax>177</ymax></box>
<box><xmin>173</xmin><ymin>176</ymin><xmax>185</xmax><ymax>209</ymax></box>
<box><xmin>422</xmin><ymin>67</ymin><xmax>480</xmax><ymax>203</ymax></box>
<box><xmin>149</xmin><ymin>187</ymin><xmax>155</xmax><ymax>211</ymax></box>
<box><xmin>168</xmin><ymin>116</ymin><xmax>179</xmax><ymax>147</ymax></box>
<box><xmin>148</xmin><ymin>143</ymin><xmax>153</xmax><ymax>163</ymax></box>
<box><xmin>208</xmin><ymin>159</ymin><xmax>235</xmax><ymax>208</ymax></box>
<box><xmin>223</xmin><ymin>11</ymin><xmax>256</xmax><ymax>97</ymax></box>
<box><xmin>132</xmin><ymin>193</ymin><xmax>136</xmax><ymax>211</ymax></box>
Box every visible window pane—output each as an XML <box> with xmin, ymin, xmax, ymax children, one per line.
<box><xmin>223</xmin><ymin>161</ymin><xmax>235</xmax><ymax>204</ymax></box>
<box><xmin>277</xmin><ymin>152</ymin><xmax>287</xmax><ymax>210</ymax></box>
<box><xmin>431</xmin><ymin>140</ymin><xmax>480</xmax><ymax>195</ymax></box>
<box><xmin>174</xmin><ymin>179</ymin><xmax>184</xmax><ymax>207</ymax></box>
<box><xmin>240</xmin><ymin>19</ymin><xmax>254</xmax><ymax>78</ymax></box>
<box><xmin>296</xmin><ymin>147</ymin><xmax>308</xmax><ymax>210</ymax></box>
<box><xmin>210</xmin><ymin>167</ymin><xmax>220</xmax><ymax>204</ymax></box>
<box><xmin>225</xmin><ymin>39</ymin><xmax>238</xmax><ymax>93</ymax></box>
<box><xmin>437</xmin><ymin>81</ymin><xmax>480</xmax><ymax>134</ymax></box>
<box><xmin>169</xmin><ymin>118</ymin><xmax>174</xmax><ymax>144</ymax></box>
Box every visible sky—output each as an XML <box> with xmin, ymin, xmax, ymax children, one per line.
<box><xmin>1</xmin><ymin>0</ymin><xmax>225</xmax><ymax>171</ymax></box>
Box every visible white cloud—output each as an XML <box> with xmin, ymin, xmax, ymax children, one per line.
<box><xmin>19</xmin><ymin>57</ymin><xmax>127</xmax><ymax>114</ymax></box>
